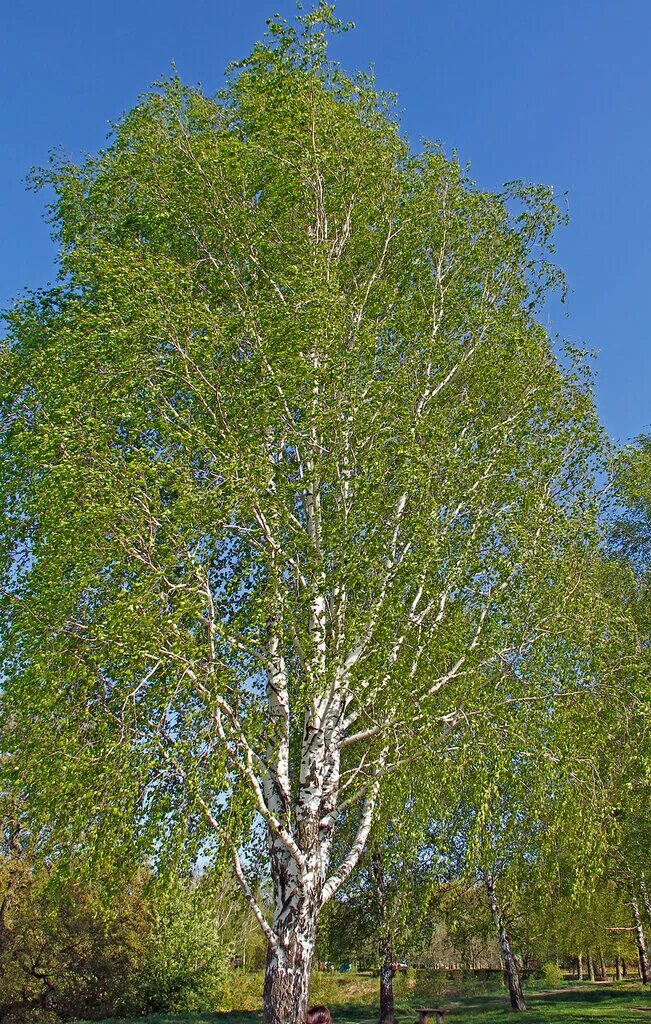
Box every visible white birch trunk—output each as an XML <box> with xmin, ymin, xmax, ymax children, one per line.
<box><xmin>260</xmin><ymin>675</ymin><xmax>345</xmax><ymax>1023</ymax></box>
<box><xmin>484</xmin><ymin>874</ymin><xmax>527</xmax><ymax>1012</ymax></box>
<box><xmin>631</xmin><ymin>897</ymin><xmax>650</xmax><ymax>985</ymax></box>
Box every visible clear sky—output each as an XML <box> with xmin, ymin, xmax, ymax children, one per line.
<box><xmin>2</xmin><ymin>0</ymin><xmax>649</xmax><ymax>442</ymax></box>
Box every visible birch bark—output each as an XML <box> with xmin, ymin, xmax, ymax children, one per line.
<box><xmin>484</xmin><ymin>875</ymin><xmax>527</xmax><ymax>1012</ymax></box>
<box><xmin>631</xmin><ymin>897</ymin><xmax>650</xmax><ymax>985</ymax></box>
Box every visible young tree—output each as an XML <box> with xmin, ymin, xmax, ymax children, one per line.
<box><xmin>482</xmin><ymin>871</ymin><xmax>526</xmax><ymax>1011</ymax></box>
<box><xmin>435</xmin><ymin>746</ymin><xmax>535</xmax><ymax>1011</ymax></box>
<box><xmin>322</xmin><ymin>794</ymin><xmax>436</xmax><ymax>1024</ymax></box>
<box><xmin>1</xmin><ymin>6</ymin><xmax>604</xmax><ymax>1022</ymax></box>
<box><xmin>432</xmin><ymin>645</ymin><xmax>621</xmax><ymax>1012</ymax></box>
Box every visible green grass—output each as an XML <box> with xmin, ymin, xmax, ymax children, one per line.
<box><xmin>89</xmin><ymin>982</ymin><xmax>651</xmax><ymax>1024</ymax></box>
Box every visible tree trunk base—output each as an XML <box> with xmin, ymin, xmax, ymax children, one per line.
<box><xmin>379</xmin><ymin>960</ymin><xmax>396</xmax><ymax>1024</ymax></box>
<box><xmin>262</xmin><ymin>935</ymin><xmax>314</xmax><ymax>1024</ymax></box>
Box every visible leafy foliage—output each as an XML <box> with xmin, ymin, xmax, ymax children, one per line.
<box><xmin>0</xmin><ymin>10</ymin><xmax>614</xmax><ymax>1021</ymax></box>
<box><xmin>0</xmin><ymin>847</ymin><xmax>237</xmax><ymax>1023</ymax></box>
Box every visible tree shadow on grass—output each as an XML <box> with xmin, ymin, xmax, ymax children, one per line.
<box><xmin>403</xmin><ymin>985</ymin><xmax>649</xmax><ymax>1024</ymax></box>
<box><xmin>530</xmin><ymin>985</ymin><xmax>647</xmax><ymax>1007</ymax></box>
<box><xmin>87</xmin><ymin>987</ymin><xmax>651</xmax><ymax>1024</ymax></box>
<box><xmin>107</xmin><ymin>1015</ymin><xmax>262</xmax><ymax>1024</ymax></box>
<box><xmin>331</xmin><ymin>1006</ymin><xmax>378</xmax><ymax>1023</ymax></box>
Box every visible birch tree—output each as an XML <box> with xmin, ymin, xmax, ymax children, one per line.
<box><xmin>1</xmin><ymin>5</ymin><xmax>604</xmax><ymax>1022</ymax></box>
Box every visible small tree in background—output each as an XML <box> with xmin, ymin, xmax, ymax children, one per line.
<box><xmin>322</xmin><ymin>793</ymin><xmax>437</xmax><ymax>1024</ymax></box>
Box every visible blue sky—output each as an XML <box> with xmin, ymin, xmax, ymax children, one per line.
<box><xmin>2</xmin><ymin>0</ymin><xmax>649</xmax><ymax>442</ymax></box>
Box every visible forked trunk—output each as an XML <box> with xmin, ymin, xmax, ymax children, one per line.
<box><xmin>598</xmin><ymin>950</ymin><xmax>606</xmax><ymax>981</ymax></box>
<box><xmin>484</xmin><ymin>874</ymin><xmax>526</xmax><ymax>1012</ymax></box>
<box><xmin>259</xmin><ymin>648</ymin><xmax>344</xmax><ymax>1024</ymax></box>
<box><xmin>631</xmin><ymin>897</ymin><xmax>650</xmax><ymax>985</ymax></box>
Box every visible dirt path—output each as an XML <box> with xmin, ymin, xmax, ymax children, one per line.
<box><xmin>527</xmin><ymin>982</ymin><xmax>612</xmax><ymax>997</ymax></box>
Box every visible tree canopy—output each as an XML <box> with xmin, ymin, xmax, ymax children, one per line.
<box><xmin>0</xmin><ymin>5</ymin><xmax>609</xmax><ymax>1022</ymax></box>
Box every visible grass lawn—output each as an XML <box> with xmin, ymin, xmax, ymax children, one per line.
<box><xmin>90</xmin><ymin>983</ymin><xmax>651</xmax><ymax>1024</ymax></box>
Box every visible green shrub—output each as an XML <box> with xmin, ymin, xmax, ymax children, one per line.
<box><xmin>538</xmin><ymin>962</ymin><xmax>565</xmax><ymax>987</ymax></box>
<box><xmin>411</xmin><ymin>969</ymin><xmax>449</xmax><ymax>1000</ymax></box>
<box><xmin>134</xmin><ymin>877</ymin><xmax>232</xmax><ymax>1013</ymax></box>
<box><xmin>0</xmin><ymin>851</ymin><xmax>250</xmax><ymax>1022</ymax></box>
<box><xmin>393</xmin><ymin>967</ymin><xmax>417</xmax><ymax>996</ymax></box>
<box><xmin>0</xmin><ymin>857</ymin><xmax>148</xmax><ymax>1024</ymax></box>
<box><xmin>215</xmin><ymin>970</ymin><xmax>264</xmax><ymax>1012</ymax></box>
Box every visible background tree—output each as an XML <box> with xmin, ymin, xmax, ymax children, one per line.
<box><xmin>597</xmin><ymin>437</ymin><xmax>651</xmax><ymax>982</ymax></box>
<box><xmin>0</xmin><ymin>836</ymin><xmax>240</xmax><ymax>1024</ymax></box>
<box><xmin>322</xmin><ymin>791</ymin><xmax>437</xmax><ymax>1024</ymax></box>
<box><xmin>431</xmin><ymin>639</ymin><xmax>618</xmax><ymax>1013</ymax></box>
<box><xmin>0</xmin><ymin>5</ymin><xmax>605</xmax><ymax>1022</ymax></box>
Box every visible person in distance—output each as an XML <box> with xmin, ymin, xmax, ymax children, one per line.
<box><xmin>307</xmin><ymin>1007</ymin><xmax>331</xmax><ymax>1024</ymax></box>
